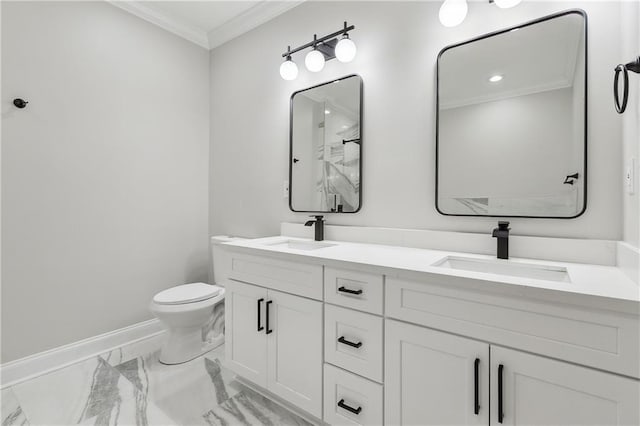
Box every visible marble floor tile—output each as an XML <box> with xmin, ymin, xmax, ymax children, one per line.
<box><xmin>78</xmin><ymin>390</ymin><xmax>176</xmax><ymax>426</ymax></box>
<box><xmin>11</xmin><ymin>356</ymin><xmax>168</xmax><ymax>425</ymax></box>
<box><xmin>114</xmin><ymin>349</ymin><xmax>241</xmax><ymax>425</ymax></box>
<box><xmin>1</xmin><ymin>388</ymin><xmax>30</xmax><ymax>426</ymax></box>
<box><xmin>202</xmin><ymin>386</ymin><xmax>313</xmax><ymax>426</ymax></box>
<box><xmin>100</xmin><ymin>333</ymin><xmax>166</xmax><ymax>367</ymax></box>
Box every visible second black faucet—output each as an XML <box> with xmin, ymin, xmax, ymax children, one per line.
<box><xmin>492</xmin><ymin>221</ymin><xmax>510</xmax><ymax>259</ymax></box>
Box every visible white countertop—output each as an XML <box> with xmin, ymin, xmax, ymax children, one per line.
<box><xmin>222</xmin><ymin>236</ymin><xmax>640</xmax><ymax>315</ymax></box>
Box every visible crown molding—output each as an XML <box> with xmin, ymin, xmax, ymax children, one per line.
<box><xmin>107</xmin><ymin>1</ymin><xmax>305</xmax><ymax>51</ymax></box>
<box><xmin>107</xmin><ymin>1</ymin><xmax>210</xmax><ymax>49</ymax></box>
<box><xmin>207</xmin><ymin>1</ymin><xmax>305</xmax><ymax>49</ymax></box>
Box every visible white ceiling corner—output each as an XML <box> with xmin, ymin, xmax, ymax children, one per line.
<box><xmin>106</xmin><ymin>1</ymin><xmax>305</xmax><ymax>50</ymax></box>
<box><xmin>107</xmin><ymin>1</ymin><xmax>210</xmax><ymax>48</ymax></box>
<box><xmin>206</xmin><ymin>1</ymin><xmax>305</xmax><ymax>49</ymax></box>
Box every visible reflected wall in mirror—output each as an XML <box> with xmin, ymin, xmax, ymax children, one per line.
<box><xmin>290</xmin><ymin>75</ymin><xmax>362</xmax><ymax>213</ymax></box>
<box><xmin>437</xmin><ymin>10</ymin><xmax>587</xmax><ymax>218</ymax></box>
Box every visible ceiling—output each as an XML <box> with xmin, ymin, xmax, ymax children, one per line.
<box><xmin>108</xmin><ymin>1</ymin><xmax>304</xmax><ymax>49</ymax></box>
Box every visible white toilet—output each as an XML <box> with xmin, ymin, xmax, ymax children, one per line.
<box><xmin>149</xmin><ymin>236</ymin><xmax>237</xmax><ymax>364</ymax></box>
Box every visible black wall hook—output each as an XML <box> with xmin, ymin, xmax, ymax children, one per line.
<box><xmin>563</xmin><ymin>173</ymin><xmax>579</xmax><ymax>185</ymax></box>
<box><xmin>614</xmin><ymin>56</ymin><xmax>640</xmax><ymax>114</ymax></box>
<box><xmin>13</xmin><ymin>98</ymin><xmax>28</xmax><ymax>109</ymax></box>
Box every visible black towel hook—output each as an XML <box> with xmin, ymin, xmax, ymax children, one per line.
<box><xmin>614</xmin><ymin>56</ymin><xmax>640</xmax><ymax>114</ymax></box>
<box><xmin>13</xmin><ymin>98</ymin><xmax>28</xmax><ymax>109</ymax></box>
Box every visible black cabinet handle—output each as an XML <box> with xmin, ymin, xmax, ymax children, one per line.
<box><xmin>257</xmin><ymin>298</ymin><xmax>264</xmax><ymax>332</ymax></box>
<box><xmin>474</xmin><ymin>358</ymin><xmax>480</xmax><ymax>415</ymax></box>
<box><xmin>337</xmin><ymin>399</ymin><xmax>362</xmax><ymax>415</ymax></box>
<box><xmin>265</xmin><ymin>300</ymin><xmax>273</xmax><ymax>334</ymax></box>
<box><xmin>338</xmin><ymin>336</ymin><xmax>363</xmax><ymax>348</ymax></box>
<box><xmin>338</xmin><ymin>286</ymin><xmax>363</xmax><ymax>295</ymax></box>
<box><xmin>498</xmin><ymin>364</ymin><xmax>504</xmax><ymax>423</ymax></box>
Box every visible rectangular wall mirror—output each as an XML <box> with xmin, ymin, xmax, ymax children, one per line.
<box><xmin>290</xmin><ymin>75</ymin><xmax>362</xmax><ymax>213</ymax></box>
<box><xmin>436</xmin><ymin>10</ymin><xmax>587</xmax><ymax>218</ymax></box>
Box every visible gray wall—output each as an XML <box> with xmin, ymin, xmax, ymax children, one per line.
<box><xmin>1</xmin><ymin>1</ymin><xmax>210</xmax><ymax>362</ymax></box>
<box><xmin>210</xmin><ymin>1</ymin><xmax>626</xmax><ymax>241</ymax></box>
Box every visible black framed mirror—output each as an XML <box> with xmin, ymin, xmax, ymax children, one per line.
<box><xmin>289</xmin><ymin>74</ymin><xmax>363</xmax><ymax>213</ymax></box>
<box><xmin>436</xmin><ymin>10</ymin><xmax>587</xmax><ymax>218</ymax></box>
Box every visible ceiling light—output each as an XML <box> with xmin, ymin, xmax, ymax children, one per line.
<box><xmin>494</xmin><ymin>0</ymin><xmax>522</xmax><ymax>9</ymax></box>
<box><xmin>439</xmin><ymin>0</ymin><xmax>468</xmax><ymax>27</ymax></box>
<box><xmin>489</xmin><ymin>74</ymin><xmax>503</xmax><ymax>83</ymax></box>
<box><xmin>335</xmin><ymin>34</ymin><xmax>357</xmax><ymax>63</ymax></box>
<box><xmin>325</xmin><ymin>109</ymin><xmax>331</xmax><ymax>114</ymax></box>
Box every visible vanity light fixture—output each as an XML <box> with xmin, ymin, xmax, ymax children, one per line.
<box><xmin>489</xmin><ymin>74</ymin><xmax>503</xmax><ymax>83</ymax></box>
<box><xmin>280</xmin><ymin>22</ymin><xmax>356</xmax><ymax>80</ymax></box>
<box><xmin>439</xmin><ymin>0</ymin><xmax>523</xmax><ymax>27</ymax></box>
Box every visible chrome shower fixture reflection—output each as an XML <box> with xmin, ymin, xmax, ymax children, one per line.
<box><xmin>279</xmin><ymin>22</ymin><xmax>356</xmax><ymax>80</ymax></box>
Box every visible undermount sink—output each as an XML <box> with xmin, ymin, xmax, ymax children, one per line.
<box><xmin>432</xmin><ymin>256</ymin><xmax>571</xmax><ymax>283</ymax></box>
<box><xmin>267</xmin><ymin>239</ymin><xmax>337</xmax><ymax>251</ymax></box>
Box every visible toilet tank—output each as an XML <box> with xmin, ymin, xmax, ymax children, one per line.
<box><xmin>211</xmin><ymin>236</ymin><xmax>243</xmax><ymax>286</ymax></box>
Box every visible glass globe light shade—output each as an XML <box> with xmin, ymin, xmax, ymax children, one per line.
<box><xmin>335</xmin><ymin>36</ymin><xmax>357</xmax><ymax>63</ymax></box>
<box><xmin>305</xmin><ymin>49</ymin><xmax>325</xmax><ymax>72</ymax></box>
<box><xmin>279</xmin><ymin>58</ymin><xmax>298</xmax><ymax>81</ymax></box>
<box><xmin>494</xmin><ymin>0</ymin><xmax>522</xmax><ymax>8</ymax></box>
<box><xmin>439</xmin><ymin>0</ymin><xmax>468</xmax><ymax>27</ymax></box>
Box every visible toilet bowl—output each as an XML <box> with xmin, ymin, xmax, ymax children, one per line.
<box><xmin>150</xmin><ymin>283</ymin><xmax>225</xmax><ymax>364</ymax></box>
<box><xmin>149</xmin><ymin>235</ymin><xmax>240</xmax><ymax>365</ymax></box>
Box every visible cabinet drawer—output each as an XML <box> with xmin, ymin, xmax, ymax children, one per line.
<box><xmin>324</xmin><ymin>364</ymin><xmax>383</xmax><ymax>426</ymax></box>
<box><xmin>324</xmin><ymin>267</ymin><xmax>383</xmax><ymax>314</ymax></box>
<box><xmin>325</xmin><ymin>304</ymin><xmax>383</xmax><ymax>382</ymax></box>
<box><xmin>387</xmin><ymin>277</ymin><xmax>640</xmax><ymax>378</ymax></box>
<box><xmin>227</xmin><ymin>252</ymin><xmax>323</xmax><ymax>300</ymax></box>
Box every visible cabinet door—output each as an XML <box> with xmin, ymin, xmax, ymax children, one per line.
<box><xmin>385</xmin><ymin>319</ymin><xmax>489</xmax><ymax>425</ymax></box>
<box><xmin>266</xmin><ymin>290</ymin><xmax>323</xmax><ymax>418</ymax></box>
<box><xmin>225</xmin><ymin>280</ymin><xmax>268</xmax><ymax>387</ymax></box>
<box><xmin>491</xmin><ymin>346</ymin><xmax>640</xmax><ymax>426</ymax></box>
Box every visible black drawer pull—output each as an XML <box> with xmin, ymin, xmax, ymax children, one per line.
<box><xmin>498</xmin><ymin>364</ymin><xmax>504</xmax><ymax>423</ymax></box>
<box><xmin>337</xmin><ymin>399</ymin><xmax>362</xmax><ymax>415</ymax></box>
<box><xmin>474</xmin><ymin>358</ymin><xmax>480</xmax><ymax>415</ymax></box>
<box><xmin>257</xmin><ymin>298</ymin><xmax>264</xmax><ymax>331</ymax></box>
<box><xmin>266</xmin><ymin>300</ymin><xmax>273</xmax><ymax>334</ymax></box>
<box><xmin>338</xmin><ymin>286</ymin><xmax>363</xmax><ymax>295</ymax></box>
<box><xmin>338</xmin><ymin>336</ymin><xmax>363</xmax><ymax>348</ymax></box>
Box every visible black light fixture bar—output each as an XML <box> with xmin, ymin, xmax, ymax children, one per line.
<box><xmin>282</xmin><ymin>22</ymin><xmax>355</xmax><ymax>58</ymax></box>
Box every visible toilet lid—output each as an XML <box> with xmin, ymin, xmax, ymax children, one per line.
<box><xmin>153</xmin><ymin>283</ymin><xmax>221</xmax><ymax>305</ymax></box>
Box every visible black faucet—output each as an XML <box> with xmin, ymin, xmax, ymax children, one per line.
<box><xmin>492</xmin><ymin>221</ymin><xmax>510</xmax><ymax>260</ymax></box>
<box><xmin>304</xmin><ymin>215</ymin><xmax>324</xmax><ymax>241</ymax></box>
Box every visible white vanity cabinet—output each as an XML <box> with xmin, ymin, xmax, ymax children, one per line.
<box><xmin>491</xmin><ymin>346</ymin><xmax>640</xmax><ymax>426</ymax></box>
<box><xmin>385</xmin><ymin>320</ymin><xmax>490</xmax><ymax>426</ymax></box>
<box><xmin>225</xmin><ymin>278</ymin><xmax>323</xmax><ymax>418</ymax></box>
<box><xmin>223</xmin><ymin>242</ymin><xmax>640</xmax><ymax>425</ymax></box>
<box><xmin>385</xmin><ymin>319</ymin><xmax>639</xmax><ymax>426</ymax></box>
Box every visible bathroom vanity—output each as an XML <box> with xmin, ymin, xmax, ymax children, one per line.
<box><xmin>222</xmin><ymin>235</ymin><xmax>639</xmax><ymax>425</ymax></box>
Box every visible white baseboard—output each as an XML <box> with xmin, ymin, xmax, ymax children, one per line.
<box><xmin>0</xmin><ymin>319</ymin><xmax>163</xmax><ymax>389</ymax></box>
